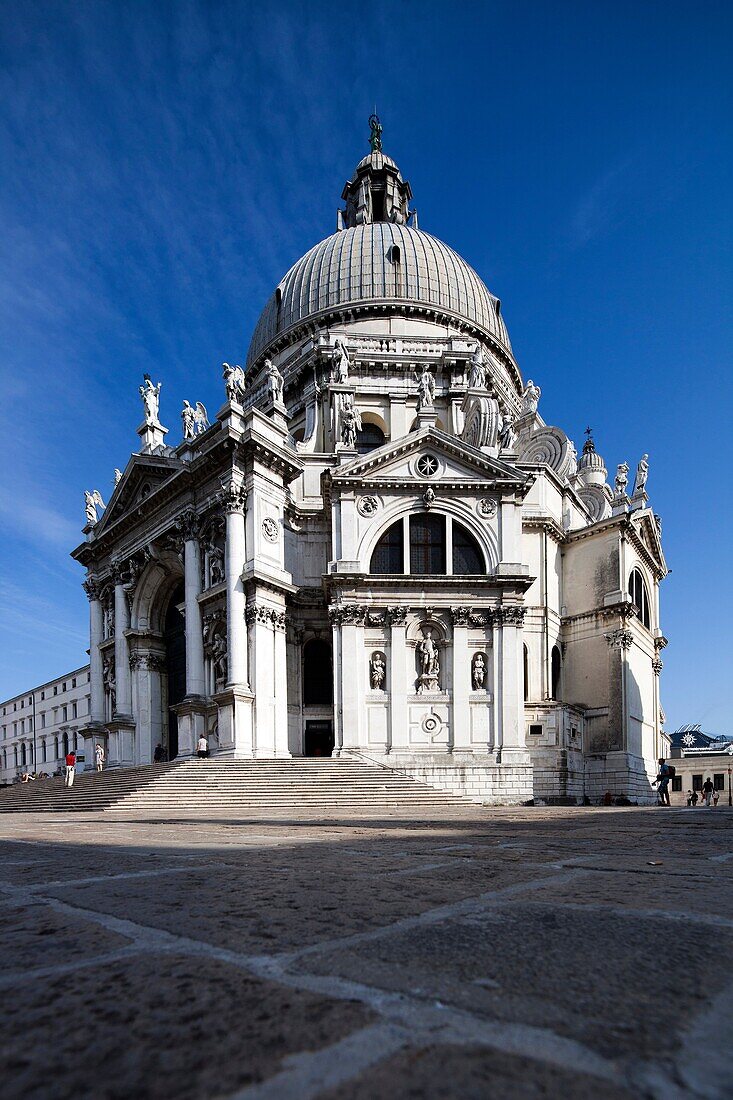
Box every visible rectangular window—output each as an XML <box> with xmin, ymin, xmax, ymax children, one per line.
<box><xmin>714</xmin><ymin>774</ymin><xmax>725</xmax><ymax>791</ymax></box>
<box><xmin>529</xmin><ymin>723</ymin><xmax>543</xmax><ymax>736</ymax></box>
<box><xmin>409</xmin><ymin>514</ymin><xmax>446</xmax><ymax>574</ymax></box>
<box><xmin>72</xmin><ymin>679</ymin><xmax>76</xmax><ymax>688</ymax></box>
<box><xmin>41</xmin><ymin>714</ymin><xmax>46</xmax><ymax>729</ymax></box>
<box><xmin>62</xmin><ymin>706</ymin><xmax>68</xmax><ymax>723</ymax></box>
<box><xmin>72</xmin><ymin>702</ymin><xmax>77</xmax><ymax>719</ymax></box>
<box><xmin>41</xmin><ymin>691</ymin><xmax>45</xmax><ymax>700</ymax></box>
<box><xmin>672</xmin><ymin>777</ymin><xmax>682</xmax><ymax>792</ymax></box>
<box><xmin>692</xmin><ymin>774</ymin><xmax>703</xmax><ymax>792</ymax></box>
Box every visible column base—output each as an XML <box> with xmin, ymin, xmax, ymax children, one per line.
<box><xmin>107</xmin><ymin>716</ymin><xmax>136</xmax><ymax>767</ymax></box>
<box><xmin>213</xmin><ymin>685</ymin><xmax>255</xmax><ymax>757</ymax></box>
<box><xmin>78</xmin><ymin>722</ymin><xmax>109</xmax><ymax>771</ymax></box>
<box><xmin>172</xmin><ymin>697</ymin><xmax>209</xmax><ymax>758</ymax></box>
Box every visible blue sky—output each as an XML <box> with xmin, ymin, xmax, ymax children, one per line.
<box><xmin>0</xmin><ymin>1</ymin><xmax>731</xmax><ymax>730</ymax></box>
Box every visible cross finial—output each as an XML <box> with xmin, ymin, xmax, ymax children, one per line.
<box><xmin>368</xmin><ymin>112</ymin><xmax>383</xmax><ymax>153</ymax></box>
<box><xmin>585</xmin><ymin>425</ymin><xmax>592</xmax><ymax>439</ymax></box>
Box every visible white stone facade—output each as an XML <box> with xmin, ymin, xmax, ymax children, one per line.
<box><xmin>0</xmin><ymin>667</ymin><xmax>92</xmax><ymax>783</ymax></box>
<box><xmin>70</xmin><ymin>135</ymin><xmax>669</xmax><ymax>803</ymax></box>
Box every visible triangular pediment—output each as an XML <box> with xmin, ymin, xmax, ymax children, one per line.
<box><xmin>94</xmin><ymin>454</ymin><xmax>182</xmax><ymax>534</ymax></box>
<box><xmin>630</xmin><ymin>508</ymin><xmax>667</xmax><ymax>576</ymax></box>
<box><xmin>330</xmin><ymin>428</ymin><xmax>531</xmax><ymax>488</ymax></box>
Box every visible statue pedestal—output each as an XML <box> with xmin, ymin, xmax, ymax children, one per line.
<box><xmin>416</xmin><ymin>407</ymin><xmax>438</xmax><ymax>430</ymax></box>
<box><xmin>630</xmin><ymin>490</ymin><xmax>648</xmax><ymax>511</ymax></box>
<box><xmin>612</xmin><ymin>493</ymin><xmax>630</xmax><ymax>516</ymax></box>
<box><xmin>137</xmin><ymin>420</ymin><xmax>168</xmax><ymax>454</ymax></box>
<box><xmin>337</xmin><ymin>445</ymin><xmax>358</xmax><ymax>466</ymax></box>
<box><xmin>264</xmin><ymin>398</ymin><xmax>289</xmax><ymax>433</ymax></box>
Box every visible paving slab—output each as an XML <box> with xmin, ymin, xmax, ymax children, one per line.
<box><xmin>0</xmin><ymin>806</ymin><xmax>730</xmax><ymax>1099</ymax></box>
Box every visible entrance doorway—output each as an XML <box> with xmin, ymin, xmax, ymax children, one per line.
<box><xmin>164</xmin><ymin>582</ymin><xmax>186</xmax><ymax>760</ymax></box>
<box><xmin>304</xmin><ymin>720</ymin><xmax>335</xmax><ymax>757</ymax></box>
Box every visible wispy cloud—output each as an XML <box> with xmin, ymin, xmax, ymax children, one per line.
<box><xmin>0</xmin><ymin>489</ymin><xmax>80</xmax><ymax>552</ymax></box>
<box><xmin>568</xmin><ymin>157</ymin><xmax>636</xmax><ymax>248</ymax></box>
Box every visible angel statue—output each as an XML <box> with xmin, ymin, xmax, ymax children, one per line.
<box><xmin>521</xmin><ymin>379</ymin><xmax>541</xmax><ymax>415</ymax></box>
<box><xmin>614</xmin><ymin>462</ymin><xmax>629</xmax><ymax>496</ymax></box>
<box><xmin>468</xmin><ymin>346</ymin><xmax>486</xmax><ymax>389</ymax></box>
<box><xmin>139</xmin><ymin>375</ymin><xmax>162</xmax><ymax>424</ymax></box>
<box><xmin>222</xmin><ymin>362</ymin><xmax>246</xmax><ymax>404</ymax></box>
<box><xmin>181</xmin><ymin>400</ymin><xmax>210</xmax><ymax>439</ymax></box>
<box><xmin>415</xmin><ymin>367</ymin><xmax>436</xmax><ymax>411</ymax></box>
<box><xmin>340</xmin><ymin>397</ymin><xmax>361</xmax><ymax>448</ymax></box>
<box><xmin>84</xmin><ymin>490</ymin><xmax>106</xmax><ymax>526</ymax></box>
<box><xmin>265</xmin><ymin>358</ymin><xmax>284</xmax><ymax>404</ymax></box>
<box><xmin>633</xmin><ymin>454</ymin><xmax>649</xmax><ymax>495</ymax></box>
<box><xmin>333</xmin><ymin>338</ymin><xmax>350</xmax><ymax>383</ymax></box>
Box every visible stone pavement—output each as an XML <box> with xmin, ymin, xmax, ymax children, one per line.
<box><xmin>0</xmin><ymin>805</ymin><xmax>731</xmax><ymax>1099</ymax></box>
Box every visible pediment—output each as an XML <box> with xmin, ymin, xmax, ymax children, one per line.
<box><xmin>630</xmin><ymin>509</ymin><xmax>667</xmax><ymax>576</ymax></box>
<box><xmin>330</xmin><ymin>428</ymin><xmax>530</xmax><ymax>489</ymax></box>
<box><xmin>94</xmin><ymin>455</ymin><xmax>181</xmax><ymax>534</ymax></box>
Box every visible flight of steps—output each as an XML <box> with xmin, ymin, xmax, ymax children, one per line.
<box><xmin>0</xmin><ymin>758</ymin><xmax>478</xmax><ymax>817</ymax></box>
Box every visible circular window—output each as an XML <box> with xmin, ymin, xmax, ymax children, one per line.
<box><xmin>416</xmin><ymin>454</ymin><xmax>439</xmax><ymax>478</ymax></box>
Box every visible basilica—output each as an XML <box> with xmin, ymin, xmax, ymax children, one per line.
<box><xmin>72</xmin><ymin>122</ymin><xmax>668</xmax><ymax>804</ymax></box>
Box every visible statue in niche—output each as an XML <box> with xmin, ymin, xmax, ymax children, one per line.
<box><xmin>212</xmin><ymin>632</ymin><xmax>227</xmax><ymax>687</ymax></box>
<box><xmin>498</xmin><ymin>412</ymin><xmax>516</xmax><ymax>451</ymax></box>
<box><xmin>139</xmin><ymin>374</ymin><xmax>162</xmax><ymax>424</ymax></box>
<box><xmin>265</xmin><ymin>358</ymin><xmax>285</xmax><ymax>404</ymax></box>
<box><xmin>370</xmin><ymin>652</ymin><xmax>386</xmax><ymax>691</ymax></box>
<box><xmin>521</xmin><ymin>379</ymin><xmax>541</xmax><ymax>415</ymax></box>
<box><xmin>468</xmin><ymin>346</ymin><xmax>486</xmax><ymax>389</ymax></box>
<box><xmin>633</xmin><ymin>454</ymin><xmax>649</xmax><ymax>495</ymax></box>
<box><xmin>614</xmin><ymin>462</ymin><xmax>629</xmax><ymax>496</ymax></box>
<box><xmin>103</xmin><ymin>657</ymin><xmax>116</xmax><ymax>713</ymax></box>
<box><xmin>333</xmin><ymin>338</ymin><xmax>350</xmax><ymax>382</ymax></box>
<box><xmin>207</xmin><ymin>542</ymin><xmax>225</xmax><ymax>586</ymax></box>
<box><xmin>472</xmin><ymin>653</ymin><xmax>486</xmax><ymax>691</ymax></box>
<box><xmin>223</xmin><ymin>362</ymin><xmax>246</xmax><ymax>404</ymax></box>
<box><xmin>417</xmin><ymin>626</ymin><xmax>440</xmax><ymax>693</ymax></box>
<box><xmin>415</xmin><ymin>367</ymin><xmax>436</xmax><ymax>411</ymax></box>
<box><xmin>340</xmin><ymin>397</ymin><xmax>361</xmax><ymax>448</ymax></box>
<box><xmin>84</xmin><ymin>490</ymin><xmax>105</xmax><ymax>525</ymax></box>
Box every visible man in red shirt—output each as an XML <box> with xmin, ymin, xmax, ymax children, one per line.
<box><xmin>64</xmin><ymin>751</ymin><xmax>76</xmax><ymax>788</ymax></box>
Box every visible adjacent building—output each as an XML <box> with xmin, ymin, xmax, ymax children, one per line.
<box><xmin>68</xmin><ymin>124</ymin><xmax>669</xmax><ymax>803</ymax></box>
<box><xmin>668</xmin><ymin>725</ymin><xmax>733</xmax><ymax>806</ymax></box>
<box><xmin>0</xmin><ymin>667</ymin><xmax>91</xmax><ymax>784</ymax></box>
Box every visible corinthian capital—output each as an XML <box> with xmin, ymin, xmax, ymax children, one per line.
<box><xmin>176</xmin><ymin>508</ymin><xmax>200</xmax><ymax>541</ymax></box>
<box><xmin>83</xmin><ymin>577</ymin><xmax>102</xmax><ymax>601</ymax></box>
<box><xmin>220</xmin><ymin>480</ymin><xmax>248</xmax><ymax>514</ymax></box>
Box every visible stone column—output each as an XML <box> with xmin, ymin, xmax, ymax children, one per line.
<box><xmin>172</xmin><ymin>510</ymin><xmax>208</xmax><ymax>758</ymax></box>
<box><xmin>179</xmin><ymin>511</ymin><xmax>206</xmax><ymax>699</ymax></box>
<box><xmin>497</xmin><ymin>606</ymin><xmax>529</xmax><ymax>763</ymax></box>
<box><xmin>113</xmin><ymin>573</ymin><xmax>132</xmax><ymax>718</ymax></box>
<box><xmin>272</xmin><ymin>610</ymin><xmax>289</xmax><ymax>757</ymax></box>
<box><xmin>339</xmin><ymin>606</ymin><xmax>366</xmax><ymax>753</ymax></box>
<box><xmin>331</xmin><ymin>613</ymin><xmax>343</xmax><ymax>756</ymax></box>
<box><xmin>387</xmin><ymin>606</ymin><xmax>409</xmax><ymax>752</ymax></box>
<box><xmin>215</xmin><ymin>479</ymin><xmax>255</xmax><ymax>758</ymax></box>
<box><xmin>450</xmin><ymin>608</ymin><xmax>471</xmax><ymax>752</ymax></box>
<box><xmin>83</xmin><ymin>579</ymin><xmax>106</xmax><ymax>725</ymax></box>
<box><xmin>222</xmin><ymin>481</ymin><xmax>248</xmax><ymax>686</ymax></box>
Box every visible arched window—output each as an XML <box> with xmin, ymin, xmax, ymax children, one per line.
<box><xmin>21</xmin><ymin>744</ymin><xmax>26</xmax><ymax>766</ymax></box>
<box><xmin>41</xmin><ymin>740</ymin><xmax>47</xmax><ymax>763</ymax></box>
<box><xmin>303</xmin><ymin>639</ymin><xmax>333</xmax><ymax>706</ymax></box>
<box><xmin>551</xmin><ymin>645</ymin><xmax>562</xmax><ymax>699</ymax></box>
<box><xmin>370</xmin><ymin>515</ymin><xmax>486</xmax><ymax>576</ymax></box>
<box><xmin>62</xmin><ymin>731</ymin><xmax>69</xmax><ymax>757</ymax></box>
<box><xmin>629</xmin><ymin>568</ymin><xmax>651</xmax><ymax>629</ymax></box>
<box><xmin>356</xmin><ymin>423</ymin><xmax>386</xmax><ymax>454</ymax></box>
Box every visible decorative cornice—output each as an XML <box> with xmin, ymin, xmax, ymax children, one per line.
<box><xmin>327</xmin><ymin>603</ymin><xmax>367</xmax><ymax>626</ymax></box>
<box><xmin>387</xmin><ymin>605</ymin><xmax>409</xmax><ymax>627</ymax></box>
<box><xmin>496</xmin><ymin>606</ymin><xmax>526</xmax><ymax>626</ymax></box>
<box><xmin>245</xmin><ymin>603</ymin><xmax>287</xmax><ymax>630</ymax></box>
<box><xmin>450</xmin><ymin>606</ymin><xmax>472</xmax><ymax>626</ymax></box>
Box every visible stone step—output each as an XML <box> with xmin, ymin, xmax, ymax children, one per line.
<box><xmin>0</xmin><ymin>758</ymin><xmax>473</xmax><ymax>814</ymax></box>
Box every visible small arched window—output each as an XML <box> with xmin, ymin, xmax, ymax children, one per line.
<box><xmin>629</xmin><ymin>568</ymin><xmax>651</xmax><ymax>629</ymax></box>
<box><xmin>551</xmin><ymin>645</ymin><xmax>562</xmax><ymax>700</ymax></box>
<box><xmin>370</xmin><ymin>515</ymin><xmax>485</xmax><ymax>576</ymax></box>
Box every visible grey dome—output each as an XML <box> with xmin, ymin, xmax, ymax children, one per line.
<box><xmin>246</xmin><ymin>222</ymin><xmax>511</xmax><ymax>368</ymax></box>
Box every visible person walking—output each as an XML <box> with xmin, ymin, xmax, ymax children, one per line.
<box><xmin>701</xmin><ymin>776</ymin><xmax>714</xmax><ymax>807</ymax></box>
<box><xmin>94</xmin><ymin>743</ymin><xmax>105</xmax><ymax>772</ymax></box>
<box><xmin>653</xmin><ymin>758</ymin><xmax>671</xmax><ymax>806</ymax></box>
<box><xmin>196</xmin><ymin>735</ymin><xmax>209</xmax><ymax>760</ymax></box>
<box><xmin>64</xmin><ymin>750</ymin><xmax>76</xmax><ymax>788</ymax></box>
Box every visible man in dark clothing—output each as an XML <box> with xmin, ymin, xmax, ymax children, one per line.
<box><xmin>702</xmin><ymin>776</ymin><xmax>714</xmax><ymax>807</ymax></box>
<box><xmin>654</xmin><ymin>758</ymin><xmax>671</xmax><ymax>806</ymax></box>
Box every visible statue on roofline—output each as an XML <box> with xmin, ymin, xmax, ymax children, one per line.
<box><xmin>139</xmin><ymin>375</ymin><xmax>162</xmax><ymax>425</ymax></box>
